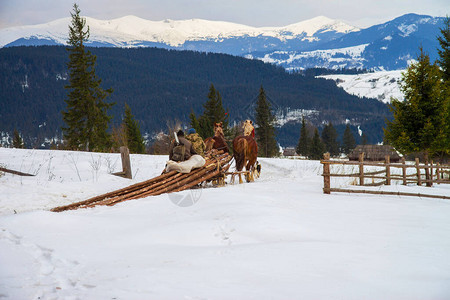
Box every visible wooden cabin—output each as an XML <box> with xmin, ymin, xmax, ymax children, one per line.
<box><xmin>347</xmin><ymin>145</ymin><xmax>401</xmax><ymax>162</ymax></box>
<box><xmin>283</xmin><ymin>147</ymin><xmax>298</xmax><ymax>157</ymax></box>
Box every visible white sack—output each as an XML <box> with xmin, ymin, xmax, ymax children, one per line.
<box><xmin>165</xmin><ymin>155</ymin><xmax>206</xmax><ymax>173</ymax></box>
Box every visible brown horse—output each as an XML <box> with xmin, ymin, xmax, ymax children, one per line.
<box><xmin>242</xmin><ymin>119</ymin><xmax>255</xmax><ymax>137</ymax></box>
<box><xmin>204</xmin><ymin>122</ymin><xmax>229</xmax><ymax>153</ymax></box>
<box><xmin>232</xmin><ymin>134</ymin><xmax>259</xmax><ymax>183</ymax></box>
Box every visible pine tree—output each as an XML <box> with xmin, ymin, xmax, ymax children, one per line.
<box><xmin>321</xmin><ymin>122</ymin><xmax>340</xmax><ymax>157</ymax></box>
<box><xmin>384</xmin><ymin>48</ymin><xmax>447</xmax><ymax>158</ymax></box>
<box><xmin>342</xmin><ymin>124</ymin><xmax>356</xmax><ymax>154</ymax></box>
<box><xmin>255</xmin><ymin>86</ymin><xmax>278</xmax><ymax>157</ymax></box>
<box><xmin>191</xmin><ymin>84</ymin><xmax>229</xmax><ymax>139</ymax></box>
<box><xmin>189</xmin><ymin>111</ymin><xmax>200</xmax><ymax>133</ymax></box>
<box><xmin>437</xmin><ymin>16</ymin><xmax>450</xmax><ymax>82</ymax></box>
<box><xmin>123</xmin><ymin>103</ymin><xmax>146</xmax><ymax>154</ymax></box>
<box><xmin>12</xmin><ymin>129</ymin><xmax>24</xmax><ymax>148</ymax></box>
<box><xmin>296</xmin><ymin>117</ymin><xmax>310</xmax><ymax>156</ymax></box>
<box><xmin>309</xmin><ymin>128</ymin><xmax>325</xmax><ymax>160</ymax></box>
<box><xmin>62</xmin><ymin>3</ymin><xmax>114</xmax><ymax>152</ymax></box>
<box><xmin>436</xmin><ymin>16</ymin><xmax>450</xmax><ymax>158</ymax></box>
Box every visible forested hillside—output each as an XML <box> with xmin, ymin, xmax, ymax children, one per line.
<box><xmin>0</xmin><ymin>46</ymin><xmax>391</xmax><ymax>147</ymax></box>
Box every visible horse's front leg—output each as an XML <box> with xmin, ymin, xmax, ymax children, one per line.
<box><xmin>245</xmin><ymin>162</ymin><xmax>254</xmax><ymax>182</ymax></box>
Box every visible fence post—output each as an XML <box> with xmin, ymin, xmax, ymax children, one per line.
<box><xmin>431</xmin><ymin>160</ymin><xmax>434</xmax><ymax>186</ymax></box>
<box><xmin>415</xmin><ymin>158</ymin><xmax>421</xmax><ymax>186</ymax></box>
<box><xmin>436</xmin><ymin>162</ymin><xmax>441</xmax><ymax>184</ymax></box>
<box><xmin>359</xmin><ymin>152</ymin><xmax>365</xmax><ymax>186</ymax></box>
<box><xmin>425</xmin><ymin>155</ymin><xmax>432</xmax><ymax>187</ymax></box>
<box><xmin>385</xmin><ymin>155</ymin><xmax>391</xmax><ymax>185</ymax></box>
<box><xmin>120</xmin><ymin>146</ymin><xmax>132</xmax><ymax>179</ymax></box>
<box><xmin>401</xmin><ymin>157</ymin><xmax>407</xmax><ymax>185</ymax></box>
<box><xmin>322</xmin><ymin>152</ymin><xmax>331</xmax><ymax>194</ymax></box>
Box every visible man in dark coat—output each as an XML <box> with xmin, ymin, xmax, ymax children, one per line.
<box><xmin>169</xmin><ymin>130</ymin><xmax>197</xmax><ymax>161</ymax></box>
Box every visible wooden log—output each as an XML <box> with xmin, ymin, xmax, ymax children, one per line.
<box><xmin>366</xmin><ymin>169</ymin><xmax>387</xmax><ymax>176</ymax></box>
<box><xmin>168</xmin><ymin>168</ymin><xmax>223</xmax><ymax>194</ymax></box>
<box><xmin>51</xmin><ymin>170</ymin><xmax>178</xmax><ymax>212</ymax></box>
<box><xmin>52</xmin><ymin>152</ymin><xmax>233</xmax><ymax>211</ymax></box>
<box><xmin>320</xmin><ymin>160</ymin><xmax>450</xmax><ymax>169</ymax></box>
<box><xmin>325</xmin><ymin>170</ymin><xmax>385</xmax><ymax>177</ymax></box>
<box><xmin>436</xmin><ymin>180</ymin><xmax>450</xmax><ymax>184</ymax></box>
<box><xmin>148</xmin><ymin>155</ymin><xmax>232</xmax><ymax>196</ymax></box>
<box><xmin>0</xmin><ymin>167</ymin><xmax>35</xmax><ymax>176</ymax></box>
<box><xmin>425</xmin><ymin>155</ymin><xmax>432</xmax><ymax>187</ymax></box>
<box><xmin>87</xmin><ymin>157</ymin><xmax>225</xmax><ymax>207</ymax></box>
<box><xmin>81</xmin><ymin>172</ymin><xmax>186</xmax><ymax>208</ymax></box>
<box><xmin>363</xmin><ymin>181</ymin><xmax>385</xmax><ymax>187</ymax></box>
<box><xmin>92</xmin><ymin>154</ymin><xmax>229</xmax><ymax>203</ymax></box>
<box><xmin>359</xmin><ymin>152</ymin><xmax>365</xmax><ymax>186</ymax></box>
<box><xmin>385</xmin><ymin>155</ymin><xmax>391</xmax><ymax>185</ymax></box>
<box><xmin>145</xmin><ymin>164</ymin><xmax>216</xmax><ymax>197</ymax></box>
<box><xmin>105</xmin><ymin>158</ymin><xmax>232</xmax><ymax>206</ymax></box>
<box><xmin>102</xmin><ymin>154</ymin><xmax>232</xmax><ymax>206</ymax></box>
<box><xmin>401</xmin><ymin>157</ymin><xmax>407</xmax><ymax>185</ymax></box>
<box><xmin>415</xmin><ymin>158</ymin><xmax>421</xmax><ymax>186</ymax></box>
<box><xmin>436</xmin><ymin>163</ymin><xmax>441</xmax><ymax>183</ymax></box>
<box><xmin>322</xmin><ymin>153</ymin><xmax>331</xmax><ymax>194</ymax></box>
<box><xmin>329</xmin><ymin>188</ymin><xmax>450</xmax><ymax>200</ymax></box>
<box><xmin>112</xmin><ymin>146</ymin><xmax>132</xmax><ymax>179</ymax></box>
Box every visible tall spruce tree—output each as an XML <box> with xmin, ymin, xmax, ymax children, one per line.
<box><xmin>342</xmin><ymin>124</ymin><xmax>356</xmax><ymax>154</ymax></box>
<box><xmin>384</xmin><ymin>48</ymin><xmax>447</xmax><ymax>158</ymax></box>
<box><xmin>123</xmin><ymin>103</ymin><xmax>146</xmax><ymax>154</ymax></box>
<box><xmin>436</xmin><ymin>16</ymin><xmax>450</xmax><ymax>158</ymax></box>
<box><xmin>309</xmin><ymin>128</ymin><xmax>325</xmax><ymax>160</ymax></box>
<box><xmin>296</xmin><ymin>117</ymin><xmax>310</xmax><ymax>156</ymax></box>
<box><xmin>321</xmin><ymin>122</ymin><xmax>340</xmax><ymax>157</ymax></box>
<box><xmin>191</xmin><ymin>84</ymin><xmax>229</xmax><ymax>139</ymax></box>
<box><xmin>255</xmin><ymin>86</ymin><xmax>278</xmax><ymax>157</ymax></box>
<box><xmin>62</xmin><ymin>3</ymin><xmax>114</xmax><ymax>152</ymax></box>
<box><xmin>437</xmin><ymin>16</ymin><xmax>450</xmax><ymax>82</ymax></box>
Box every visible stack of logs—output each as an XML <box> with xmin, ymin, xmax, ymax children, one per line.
<box><xmin>51</xmin><ymin>150</ymin><xmax>232</xmax><ymax>212</ymax></box>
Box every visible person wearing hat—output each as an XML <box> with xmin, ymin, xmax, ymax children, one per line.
<box><xmin>185</xmin><ymin>128</ymin><xmax>206</xmax><ymax>157</ymax></box>
<box><xmin>169</xmin><ymin>129</ymin><xmax>197</xmax><ymax>162</ymax></box>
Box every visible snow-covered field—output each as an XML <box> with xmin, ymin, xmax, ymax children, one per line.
<box><xmin>1</xmin><ymin>148</ymin><xmax>450</xmax><ymax>299</ymax></box>
<box><xmin>319</xmin><ymin>70</ymin><xmax>404</xmax><ymax>103</ymax></box>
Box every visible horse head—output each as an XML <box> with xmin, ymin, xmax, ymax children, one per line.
<box><xmin>243</xmin><ymin>120</ymin><xmax>254</xmax><ymax>137</ymax></box>
<box><xmin>214</xmin><ymin>122</ymin><xmax>224</xmax><ymax>137</ymax></box>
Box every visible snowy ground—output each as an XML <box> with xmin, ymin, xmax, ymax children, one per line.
<box><xmin>1</xmin><ymin>148</ymin><xmax>449</xmax><ymax>300</ymax></box>
<box><xmin>319</xmin><ymin>70</ymin><xmax>404</xmax><ymax>103</ymax></box>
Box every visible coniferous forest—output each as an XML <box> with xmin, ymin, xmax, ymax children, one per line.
<box><xmin>0</xmin><ymin>46</ymin><xmax>391</xmax><ymax>147</ymax></box>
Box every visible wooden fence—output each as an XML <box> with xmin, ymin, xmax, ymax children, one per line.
<box><xmin>321</xmin><ymin>152</ymin><xmax>450</xmax><ymax>200</ymax></box>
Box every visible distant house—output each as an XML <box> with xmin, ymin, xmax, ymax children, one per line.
<box><xmin>283</xmin><ymin>147</ymin><xmax>298</xmax><ymax>157</ymax></box>
<box><xmin>348</xmin><ymin>145</ymin><xmax>401</xmax><ymax>162</ymax></box>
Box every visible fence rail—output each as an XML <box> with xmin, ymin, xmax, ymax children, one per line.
<box><xmin>321</xmin><ymin>152</ymin><xmax>450</xmax><ymax>200</ymax></box>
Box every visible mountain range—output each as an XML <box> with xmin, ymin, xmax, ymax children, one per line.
<box><xmin>1</xmin><ymin>13</ymin><xmax>445</xmax><ymax>70</ymax></box>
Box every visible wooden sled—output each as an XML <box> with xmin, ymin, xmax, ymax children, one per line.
<box><xmin>51</xmin><ymin>150</ymin><xmax>232</xmax><ymax>212</ymax></box>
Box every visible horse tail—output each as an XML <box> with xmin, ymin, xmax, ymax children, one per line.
<box><xmin>233</xmin><ymin>137</ymin><xmax>247</xmax><ymax>171</ymax></box>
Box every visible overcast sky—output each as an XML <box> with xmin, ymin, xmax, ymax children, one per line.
<box><xmin>0</xmin><ymin>0</ymin><xmax>448</xmax><ymax>30</ymax></box>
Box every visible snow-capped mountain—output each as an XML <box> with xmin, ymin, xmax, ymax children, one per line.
<box><xmin>251</xmin><ymin>14</ymin><xmax>444</xmax><ymax>70</ymax></box>
<box><xmin>0</xmin><ymin>15</ymin><xmax>357</xmax><ymax>53</ymax></box>
<box><xmin>0</xmin><ymin>13</ymin><xmax>444</xmax><ymax>71</ymax></box>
